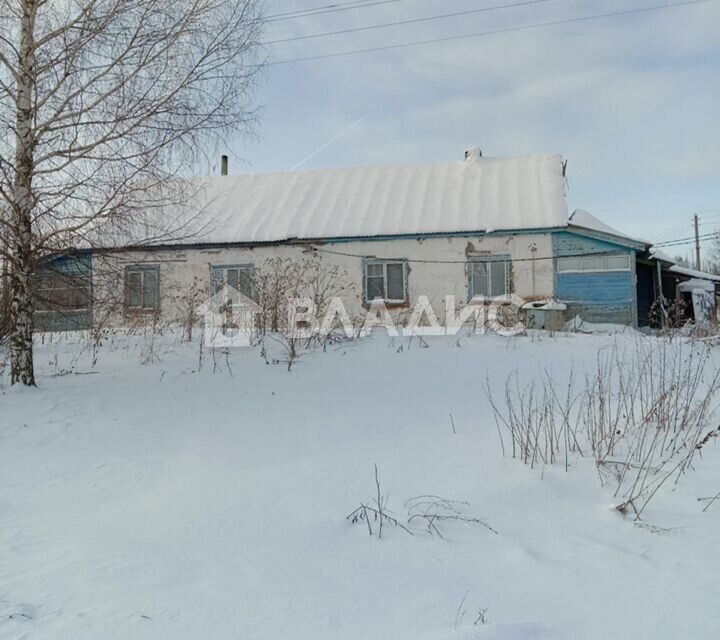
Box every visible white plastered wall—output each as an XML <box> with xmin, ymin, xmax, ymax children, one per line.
<box><xmin>91</xmin><ymin>232</ymin><xmax>555</xmax><ymax>328</ymax></box>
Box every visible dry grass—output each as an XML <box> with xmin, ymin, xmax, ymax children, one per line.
<box><xmin>486</xmin><ymin>337</ymin><xmax>720</xmax><ymax>519</ymax></box>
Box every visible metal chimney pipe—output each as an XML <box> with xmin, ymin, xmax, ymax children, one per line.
<box><xmin>221</xmin><ymin>155</ymin><xmax>228</xmax><ymax>176</ymax></box>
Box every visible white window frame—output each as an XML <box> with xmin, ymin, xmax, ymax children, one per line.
<box><xmin>557</xmin><ymin>254</ymin><xmax>631</xmax><ymax>273</ymax></box>
<box><xmin>468</xmin><ymin>255</ymin><xmax>511</xmax><ymax>299</ymax></box>
<box><xmin>363</xmin><ymin>259</ymin><xmax>408</xmax><ymax>304</ymax></box>
<box><xmin>211</xmin><ymin>264</ymin><xmax>255</xmax><ymax>298</ymax></box>
<box><xmin>125</xmin><ymin>265</ymin><xmax>160</xmax><ymax>312</ymax></box>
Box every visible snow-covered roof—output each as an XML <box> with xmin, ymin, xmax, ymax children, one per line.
<box><xmin>668</xmin><ymin>264</ymin><xmax>720</xmax><ymax>283</ymax></box>
<box><xmin>678</xmin><ymin>278</ymin><xmax>716</xmax><ymax>293</ymax></box>
<box><xmin>569</xmin><ymin>209</ymin><xmax>650</xmax><ymax>246</ymax></box>
<box><xmin>647</xmin><ymin>249</ymin><xmax>720</xmax><ymax>282</ymax></box>
<box><xmin>648</xmin><ymin>248</ymin><xmax>676</xmax><ymax>264</ymax></box>
<box><xmin>170</xmin><ymin>154</ymin><xmax>568</xmax><ymax>245</ymax></box>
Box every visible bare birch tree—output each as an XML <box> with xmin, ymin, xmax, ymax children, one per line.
<box><xmin>0</xmin><ymin>0</ymin><xmax>266</xmax><ymax>385</ymax></box>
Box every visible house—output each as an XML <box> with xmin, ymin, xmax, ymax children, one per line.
<box><xmin>34</xmin><ymin>148</ymin><xmax>662</xmax><ymax>333</ymax></box>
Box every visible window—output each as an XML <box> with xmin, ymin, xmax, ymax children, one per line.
<box><xmin>125</xmin><ymin>266</ymin><xmax>159</xmax><ymax>311</ymax></box>
<box><xmin>605</xmin><ymin>255</ymin><xmax>631</xmax><ymax>271</ymax></box>
<box><xmin>363</xmin><ymin>259</ymin><xmax>407</xmax><ymax>303</ymax></box>
<box><xmin>557</xmin><ymin>256</ymin><xmax>582</xmax><ymax>271</ymax></box>
<box><xmin>469</xmin><ymin>256</ymin><xmax>510</xmax><ymax>298</ymax></box>
<box><xmin>211</xmin><ymin>264</ymin><xmax>255</xmax><ymax>299</ymax></box>
<box><xmin>35</xmin><ymin>271</ymin><xmax>90</xmax><ymax>312</ymax></box>
<box><xmin>557</xmin><ymin>254</ymin><xmax>631</xmax><ymax>273</ymax></box>
<box><xmin>582</xmin><ymin>255</ymin><xmax>605</xmax><ymax>271</ymax></box>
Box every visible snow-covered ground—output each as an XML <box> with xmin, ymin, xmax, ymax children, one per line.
<box><xmin>1</xmin><ymin>330</ymin><xmax>719</xmax><ymax>639</ymax></box>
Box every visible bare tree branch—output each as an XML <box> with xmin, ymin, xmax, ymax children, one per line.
<box><xmin>0</xmin><ymin>0</ymin><xmax>267</xmax><ymax>384</ymax></box>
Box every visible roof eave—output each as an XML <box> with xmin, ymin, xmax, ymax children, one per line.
<box><xmin>567</xmin><ymin>224</ymin><xmax>650</xmax><ymax>251</ymax></box>
<box><xmin>88</xmin><ymin>226</ymin><xmax>571</xmax><ymax>252</ymax></box>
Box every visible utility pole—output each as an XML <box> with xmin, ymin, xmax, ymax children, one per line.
<box><xmin>694</xmin><ymin>214</ymin><xmax>701</xmax><ymax>270</ymax></box>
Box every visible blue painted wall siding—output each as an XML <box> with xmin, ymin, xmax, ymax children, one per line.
<box><xmin>36</xmin><ymin>309</ymin><xmax>92</xmax><ymax>332</ymax></box>
<box><xmin>46</xmin><ymin>253</ymin><xmax>92</xmax><ymax>276</ymax></box>
<box><xmin>34</xmin><ymin>252</ymin><xmax>93</xmax><ymax>332</ymax></box>
<box><xmin>553</xmin><ymin>232</ymin><xmax>636</xmax><ymax>325</ymax></box>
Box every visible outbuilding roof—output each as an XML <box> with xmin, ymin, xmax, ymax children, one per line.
<box><xmin>668</xmin><ymin>264</ymin><xmax>720</xmax><ymax>283</ymax></box>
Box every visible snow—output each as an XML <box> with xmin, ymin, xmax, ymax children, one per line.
<box><xmin>649</xmin><ymin>248</ymin><xmax>677</xmax><ymax>264</ymax></box>
<box><xmin>646</xmin><ymin>248</ymin><xmax>720</xmax><ymax>283</ymax></box>
<box><xmin>112</xmin><ymin>154</ymin><xmax>568</xmax><ymax>246</ymax></box>
<box><xmin>678</xmin><ymin>278</ymin><xmax>716</xmax><ymax>293</ymax></box>
<box><xmin>569</xmin><ymin>209</ymin><xmax>650</xmax><ymax>245</ymax></box>
<box><xmin>669</xmin><ymin>264</ymin><xmax>720</xmax><ymax>282</ymax></box>
<box><xmin>521</xmin><ymin>299</ymin><xmax>567</xmax><ymax>310</ymax></box>
<box><xmin>1</xmin><ymin>331</ymin><xmax>719</xmax><ymax>639</ymax></box>
<box><xmin>565</xmin><ymin>315</ymin><xmax>637</xmax><ymax>334</ymax></box>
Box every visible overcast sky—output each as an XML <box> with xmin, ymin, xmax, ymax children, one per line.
<box><xmin>223</xmin><ymin>0</ymin><xmax>720</xmax><ymax>257</ymax></box>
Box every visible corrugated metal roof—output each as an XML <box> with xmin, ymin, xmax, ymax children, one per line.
<box><xmin>186</xmin><ymin>154</ymin><xmax>568</xmax><ymax>244</ymax></box>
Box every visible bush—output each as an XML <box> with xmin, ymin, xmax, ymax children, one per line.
<box><xmin>486</xmin><ymin>337</ymin><xmax>720</xmax><ymax>519</ymax></box>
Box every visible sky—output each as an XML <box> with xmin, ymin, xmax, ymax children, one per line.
<box><xmin>221</xmin><ymin>0</ymin><xmax>720</xmax><ymax>259</ymax></box>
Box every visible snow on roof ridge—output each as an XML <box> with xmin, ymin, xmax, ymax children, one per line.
<box><xmin>197</xmin><ymin>152</ymin><xmax>564</xmax><ymax>181</ymax></box>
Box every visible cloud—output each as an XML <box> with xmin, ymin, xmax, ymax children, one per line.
<box><xmin>240</xmin><ymin>0</ymin><xmax>720</xmax><ymax>239</ymax></box>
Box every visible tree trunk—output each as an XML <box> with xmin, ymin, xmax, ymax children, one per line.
<box><xmin>10</xmin><ymin>1</ymin><xmax>38</xmax><ymax>386</ymax></box>
<box><xmin>0</xmin><ymin>234</ymin><xmax>10</xmax><ymax>338</ymax></box>
<box><xmin>9</xmin><ymin>242</ymin><xmax>34</xmax><ymax>386</ymax></box>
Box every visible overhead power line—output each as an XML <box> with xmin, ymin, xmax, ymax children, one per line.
<box><xmin>652</xmin><ymin>209</ymin><xmax>720</xmax><ymax>241</ymax></box>
<box><xmin>310</xmin><ymin>245</ymin><xmax>631</xmax><ymax>265</ymax></box>
<box><xmin>265</xmin><ymin>0</ymin><xmax>554</xmax><ymax>45</ymax></box>
<box><xmin>267</xmin><ymin>0</ymin><xmax>411</xmax><ymax>22</ymax></box>
<box><xmin>654</xmin><ymin>230</ymin><xmax>719</xmax><ymax>246</ymax></box>
<box><xmin>269</xmin><ymin>0</ymin><xmax>716</xmax><ymax>65</ymax></box>
<box><xmin>697</xmin><ymin>210</ymin><xmax>720</xmax><ymax>219</ymax></box>
<box><xmin>652</xmin><ymin>216</ymin><xmax>693</xmax><ymax>242</ymax></box>
<box><xmin>654</xmin><ymin>231</ymin><xmax>720</xmax><ymax>248</ymax></box>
